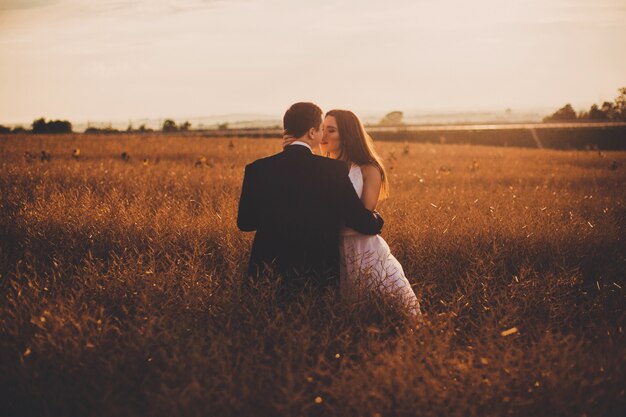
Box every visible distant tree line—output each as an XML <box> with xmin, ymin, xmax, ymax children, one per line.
<box><xmin>0</xmin><ymin>118</ymin><xmax>196</xmax><ymax>134</ymax></box>
<box><xmin>32</xmin><ymin>118</ymin><xmax>73</xmax><ymax>133</ymax></box>
<box><xmin>0</xmin><ymin>125</ymin><xmax>27</xmax><ymax>134</ymax></box>
<box><xmin>85</xmin><ymin>119</ymin><xmax>193</xmax><ymax>133</ymax></box>
<box><xmin>84</xmin><ymin>123</ymin><xmax>157</xmax><ymax>134</ymax></box>
<box><xmin>544</xmin><ymin>87</ymin><xmax>626</xmax><ymax>122</ymax></box>
<box><xmin>0</xmin><ymin>117</ymin><xmax>73</xmax><ymax>134</ymax></box>
<box><xmin>161</xmin><ymin>119</ymin><xmax>191</xmax><ymax>132</ymax></box>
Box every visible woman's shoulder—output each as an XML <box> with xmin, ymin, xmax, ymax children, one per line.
<box><xmin>358</xmin><ymin>163</ymin><xmax>382</xmax><ymax>179</ymax></box>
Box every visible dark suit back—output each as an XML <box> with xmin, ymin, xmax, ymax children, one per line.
<box><xmin>237</xmin><ymin>145</ymin><xmax>383</xmax><ymax>291</ymax></box>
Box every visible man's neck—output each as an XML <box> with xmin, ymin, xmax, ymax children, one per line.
<box><xmin>288</xmin><ymin>138</ymin><xmax>320</xmax><ymax>153</ymax></box>
<box><xmin>292</xmin><ymin>137</ymin><xmax>315</xmax><ymax>148</ymax></box>
<box><xmin>289</xmin><ymin>140</ymin><xmax>312</xmax><ymax>151</ymax></box>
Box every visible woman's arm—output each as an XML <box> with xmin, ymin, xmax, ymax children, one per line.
<box><xmin>360</xmin><ymin>164</ymin><xmax>382</xmax><ymax>211</ymax></box>
<box><xmin>338</xmin><ymin>163</ymin><xmax>384</xmax><ymax>235</ymax></box>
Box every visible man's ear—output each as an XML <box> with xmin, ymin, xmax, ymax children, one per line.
<box><xmin>307</xmin><ymin>127</ymin><xmax>317</xmax><ymax>139</ymax></box>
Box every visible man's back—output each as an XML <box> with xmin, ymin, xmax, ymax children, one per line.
<box><xmin>237</xmin><ymin>145</ymin><xmax>382</xmax><ymax>290</ymax></box>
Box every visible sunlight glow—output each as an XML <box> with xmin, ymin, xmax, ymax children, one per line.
<box><xmin>0</xmin><ymin>0</ymin><xmax>624</xmax><ymax>123</ymax></box>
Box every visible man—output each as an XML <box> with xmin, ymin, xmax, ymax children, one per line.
<box><xmin>237</xmin><ymin>102</ymin><xmax>383</xmax><ymax>294</ymax></box>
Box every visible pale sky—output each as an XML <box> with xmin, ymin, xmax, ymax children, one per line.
<box><xmin>1</xmin><ymin>0</ymin><xmax>625</xmax><ymax>124</ymax></box>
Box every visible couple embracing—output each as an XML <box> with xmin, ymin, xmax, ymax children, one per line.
<box><xmin>237</xmin><ymin>102</ymin><xmax>422</xmax><ymax>318</ymax></box>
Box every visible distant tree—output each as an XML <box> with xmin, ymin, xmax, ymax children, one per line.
<box><xmin>379</xmin><ymin>111</ymin><xmax>404</xmax><ymax>126</ymax></box>
<box><xmin>162</xmin><ymin>119</ymin><xmax>178</xmax><ymax>132</ymax></box>
<box><xmin>180</xmin><ymin>121</ymin><xmax>191</xmax><ymax>131</ymax></box>
<box><xmin>32</xmin><ymin>117</ymin><xmax>72</xmax><ymax>133</ymax></box>
<box><xmin>543</xmin><ymin>104</ymin><xmax>577</xmax><ymax>122</ymax></box>
<box><xmin>613</xmin><ymin>88</ymin><xmax>625</xmax><ymax>118</ymax></box>
<box><xmin>138</xmin><ymin>124</ymin><xmax>153</xmax><ymax>132</ymax></box>
<box><xmin>551</xmin><ymin>87</ymin><xmax>626</xmax><ymax>122</ymax></box>
<box><xmin>126</xmin><ymin>123</ymin><xmax>134</xmax><ymax>132</ymax></box>
<box><xmin>0</xmin><ymin>125</ymin><xmax>10</xmax><ymax>133</ymax></box>
<box><xmin>600</xmin><ymin>101</ymin><xmax>615</xmax><ymax>120</ymax></box>
<box><xmin>32</xmin><ymin>117</ymin><xmax>48</xmax><ymax>133</ymax></box>
<box><xmin>12</xmin><ymin>126</ymin><xmax>27</xmax><ymax>133</ymax></box>
<box><xmin>587</xmin><ymin>104</ymin><xmax>607</xmax><ymax>121</ymax></box>
<box><xmin>218</xmin><ymin>122</ymin><xmax>229</xmax><ymax>130</ymax></box>
<box><xmin>48</xmin><ymin>120</ymin><xmax>72</xmax><ymax>133</ymax></box>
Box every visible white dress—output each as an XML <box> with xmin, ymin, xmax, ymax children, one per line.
<box><xmin>340</xmin><ymin>164</ymin><xmax>422</xmax><ymax>318</ymax></box>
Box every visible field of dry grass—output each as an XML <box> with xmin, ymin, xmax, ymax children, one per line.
<box><xmin>1</xmin><ymin>134</ymin><xmax>625</xmax><ymax>416</ymax></box>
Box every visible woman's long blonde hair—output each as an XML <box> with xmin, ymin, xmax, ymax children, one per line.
<box><xmin>326</xmin><ymin>109</ymin><xmax>389</xmax><ymax>199</ymax></box>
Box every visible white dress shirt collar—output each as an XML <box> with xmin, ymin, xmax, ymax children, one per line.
<box><xmin>288</xmin><ymin>141</ymin><xmax>312</xmax><ymax>151</ymax></box>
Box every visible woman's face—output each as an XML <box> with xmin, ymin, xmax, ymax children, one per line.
<box><xmin>321</xmin><ymin>115</ymin><xmax>342</xmax><ymax>158</ymax></box>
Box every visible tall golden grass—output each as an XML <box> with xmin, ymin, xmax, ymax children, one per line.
<box><xmin>1</xmin><ymin>134</ymin><xmax>625</xmax><ymax>416</ymax></box>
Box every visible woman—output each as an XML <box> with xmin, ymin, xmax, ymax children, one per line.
<box><xmin>285</xmin><ymin>110</ymin><xmax>422</xmax><ymax>318</ymax></box>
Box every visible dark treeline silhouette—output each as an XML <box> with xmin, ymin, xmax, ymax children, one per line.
<box><xmin>162</xmin><ymin>119</ymin><xmax>191</xmax><ymax>132</ymax></box>
<box><xmin>544</xmin><ymin>87</ymin><xmax>626</xmax><ymax>122</ymax></box>
<box><xmin>0</xmin><ymin>118</ymin><xmax>194</xmax><ymax>134</ymax></box>
<box><xmin>32</xmin><ymin>118</ymin><xmax>73</xmax><ymax>133</ymax></box>
<box><xmin>84</xmin><ymin>126</ymin><xmax>122</xmax><ymax>134</ymax></box>
<box><xmin>86</xmin><ymin>119</ymin><xmax>192</xmax><ymax>133</ymax></box>
<box><xmin>85</xmin><ymin>119</ymin><xmax>192</xmax><ymax>133</ymax></box>
<box><xmin>0</xmin><ymin>125</ymin><xmax>31</xmax><ymax>134</ymax></box>
<box><xmin>85</xmin><ymin>123</ymin><xmax>156</xmax><ymax>134</ymax></box>
<box><xmin>3</xmin><ymin>94</ymin><xmax>624</xmax><ymax>137</ymax></box>
<box><xmin>0</xmin><ymin>118</ymin><xmax>72</xmax><ymax>134</ymax></box>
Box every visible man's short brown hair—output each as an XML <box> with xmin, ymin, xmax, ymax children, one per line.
<box><xmin>283</xmin><ymin>102</ymin><xmax>323</xmax><ymax>138</ymax></box>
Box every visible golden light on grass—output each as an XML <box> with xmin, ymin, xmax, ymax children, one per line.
<box><xmin>1</xmin><ymin>134</ymin><xmax>624</xmax><ymax>416</ymax></box>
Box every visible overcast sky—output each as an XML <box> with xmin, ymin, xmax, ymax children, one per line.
<box><xmin>0</xmin><ymin>0</ymin><xmax>624</xmax><ymax>124</ymax></box>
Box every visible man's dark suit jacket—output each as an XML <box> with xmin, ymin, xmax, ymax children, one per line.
<box><xmin>237</xmin><ymin>144</ymin><xmax>384</xmax><ymax>291</ymax></box>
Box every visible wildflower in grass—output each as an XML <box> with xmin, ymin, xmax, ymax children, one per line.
<box><xmin>195</xmin><ymin>156</ymin><xmax>207</xmax><ymax>167</ymax></box>
<box><xmin>501</xmin><ymin>327</ymin><xmax>519</xmax><ymax>337</ymax></box>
